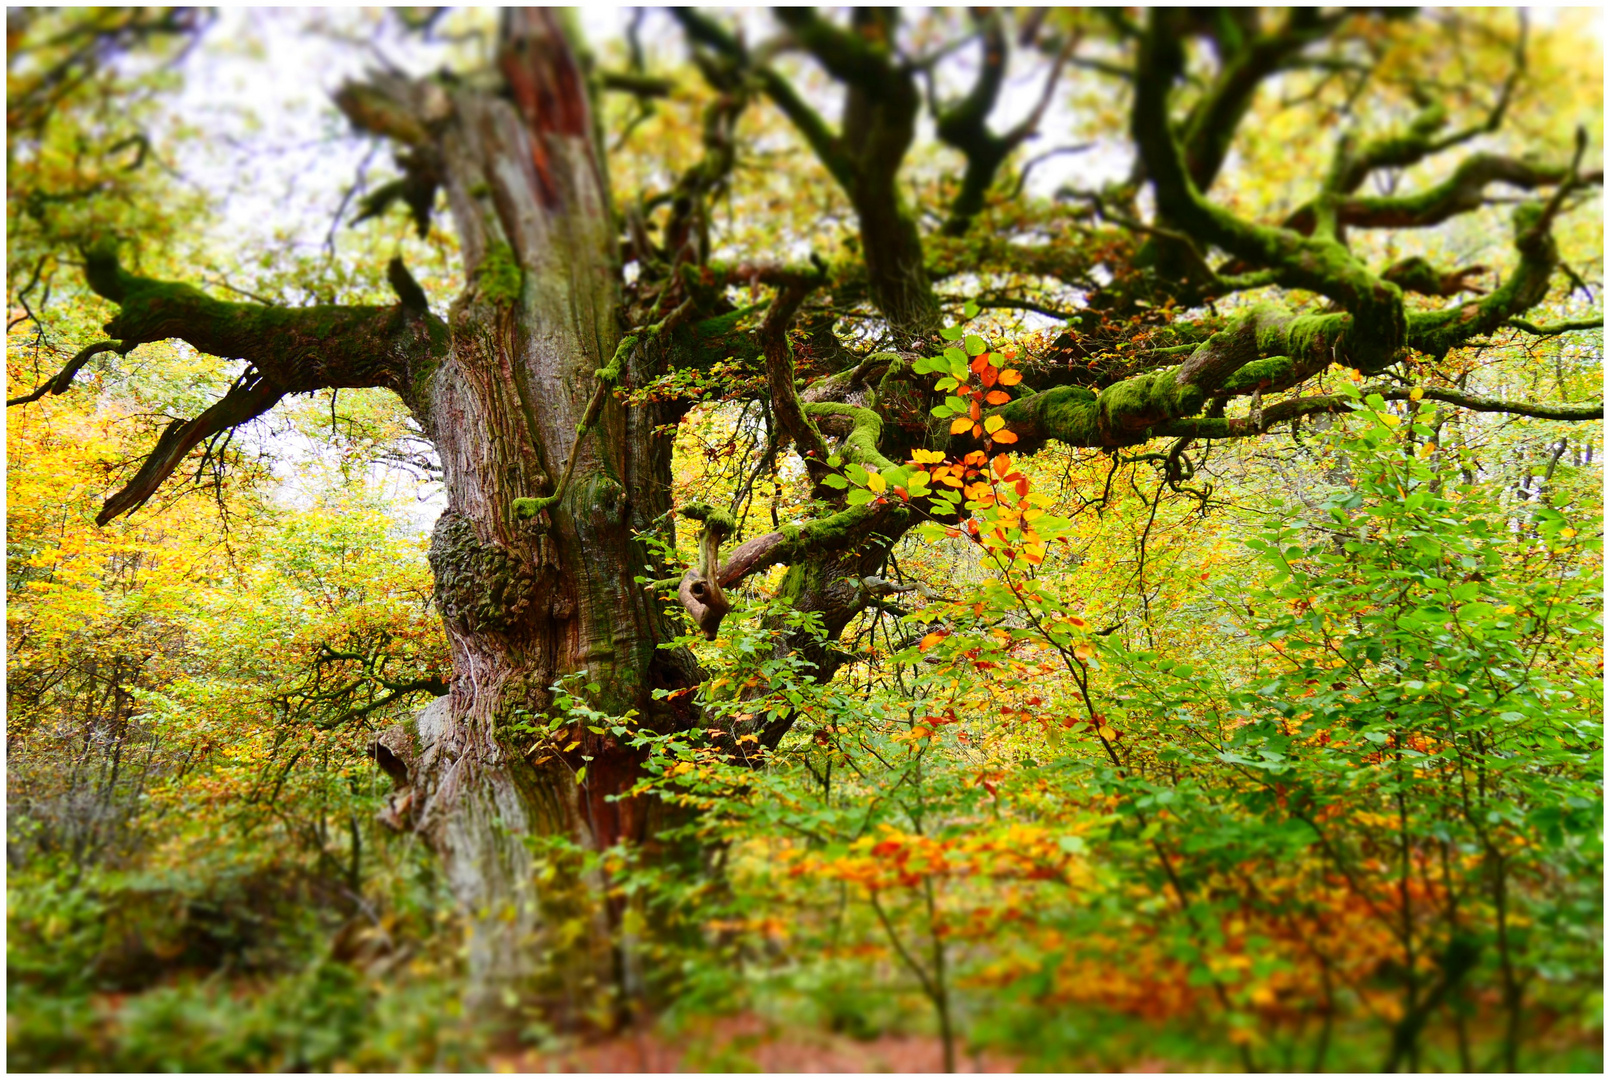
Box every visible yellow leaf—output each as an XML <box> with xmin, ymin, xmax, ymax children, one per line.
<box><xmin>1098</xmin><ymin>725</ymin><xmax>1117</xmax><ymax>741</ymax></box>
<box><xmin>1409</xmin><ymin>387</ymin><xmax>1424</xmax><ymax>401</ymax></box>
<box><xmin>866</xmin><ymin>473</ymin><xmax>887</xmax><ymax>494</ymax></box>
<box><xmin>984</xmin><ymin>415</ymin><xmax>1006</xmax><ymax>434</ymax></box>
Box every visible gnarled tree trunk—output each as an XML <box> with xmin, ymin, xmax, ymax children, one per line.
<box><xmin>350</xmin><ymin>13</ymin><xmax>698</xmax><ymax>1013</ymax></box>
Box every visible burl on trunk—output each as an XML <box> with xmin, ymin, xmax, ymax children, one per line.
<box><xmin>349</xmin><ymin>12</ymin><xmax>702</xmax><ymax>1010</ymax></box>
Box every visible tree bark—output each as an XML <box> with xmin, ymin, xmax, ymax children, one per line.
<box><xmin>353</xmin><ymin>12</ymin><xmax>698</xmax><ymax>1017</ymax></box>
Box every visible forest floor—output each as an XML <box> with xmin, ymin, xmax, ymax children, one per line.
<box><xmin>487</xmin><ymin>1013</ymin><xmax>1035</xmax><ymax>1073</ymax></box>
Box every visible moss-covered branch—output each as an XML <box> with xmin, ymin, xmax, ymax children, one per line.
<box><xmin>1178</xmin><ymin>9</ymin><xmax>1343</xmax><ymax>193</ymax></box>
<box><xmin>714</xmin><ymin>502</ymin><xmax>907</xmax><ymax>590</ymax></box>
<box><xmin>1326</xmin><ymin>18</ymin><xmax>1525</xmax><ymax>197</ymax></box>
<box><xmin>75</xmin><ymin>243</ymin><xmax>449</xmax><ymax>525</ymax></box>
<box><xmin>1284</xmin><ymin>154</ymin><xmax>1600</xmax><ymax>234</ymax></box>
<box><xmin>81</xmin><ymin>242</ymin><xmax>448</xmax><ymax>403</ymax></box>
<box><xmin>986</xmin><ymin>286</ymin><xmax>1598</xmax><ymax>453</ymax></box>
<box><xmin>803</xmin><ymin>402</ymin><xmax>897</xmax><ymax>472</ymax></box>
<box><xmin>1131</xmin><ymin>12</ymin><xmax>1406</xmax><ymax>372</ymax></box>
<box><xmin>1405</xmin><ymin>201</ymin><xmax>1563</xmax><ymax>359</ymax></box>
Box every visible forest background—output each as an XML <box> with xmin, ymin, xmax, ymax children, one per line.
<box><xmin>5</xmin><ymin>7</ymin><xmax>1604</xmax><ymax>1072</ymax></box>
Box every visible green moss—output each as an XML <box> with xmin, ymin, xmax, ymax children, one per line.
<box><xmin>479</xmin><ymin>242</ymin><xmax>524</xmax><ymax>308</ymax></box>
<box><xmin>581</xmin><ymin>473</ymin><xmax>627</xmax><ymax>521</ymax></box>
<box><xmin>691</xmin><ymin>303</ymin><xmax>765</xmax><ymax>339</ymax></box>
<box><xmin>1274</xmin><ymin>312</ymin><xmax>1345</xmax><ymax>362</ymax></box>
<box><xmin>869</xmin><ymin>351</ymin><xmax>907</xmax><ymax>409</ymax></box>
<box><xmin>1406</xmin><ymin>201</ymin><xmax>1557</xmax><ymax>360</ymax></box>
<box><xmin>597</xmin><ymin>334</ymin><xmax>636</xmax><ymax>384</ymax></box>
<box><xmin>1221</xmin><ymin>355</ymin><xmax>1296</xmax><ymax>394</ymax></box>
<box><xmin>1098</xmin><ymin>369</ymin><xmax>1204</xmax><ymax>433</ymax></box>
<box><xmin>512</xmin><ymin>496</ymin><xmax>554</xmax><ymax>520</ymax></box>
<box><xmin>995</xmin><ymin>385</ymin><xmax>1099</xmax><ymax>446</ymax></box>
<box><xmin>802</xmin><ymin>402</ymin><xmax>894</xmax><ymax>471</ymax></box>
<box><xmin>681</xmin><ymin>501</ymin><xmax>736</xmax><ymax>535</ymax></box>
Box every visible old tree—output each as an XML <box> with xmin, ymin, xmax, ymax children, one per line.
<box><xmin>11</xmin><ymin>7</ymin><xmax>1602</xmax><ymax>1007</ymax></box>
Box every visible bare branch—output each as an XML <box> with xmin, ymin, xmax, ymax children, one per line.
<box><xmin>8</xmin><ymin>340</ymin><xmax>122</xmax><ymax>407</ymax></box>
<box><xmin>96</xmin><ymin>371</ymin><xmax>282</xmax><ymax>525</ymax></box>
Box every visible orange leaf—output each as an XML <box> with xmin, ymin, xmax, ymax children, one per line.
<box><xmin>985</xmin><ymin>390</ymin><xmax>1011</xmax><ymax>404</ymax></box>
<box><xmin>971</xmin><ymin>424</ymin><xmax>984</xmax><ymax>439</ymax></box>
<box><xmin>992</xmin><ymin>429</ymin><xmax>1019</xmax><ymax>444</ymax></box>
<box><xmin>992</xmin><ymin>454</ymin><xmax>1012</xmax><ymax>477</ymax></box>
<box><xmin>969</xmin><ymin>399</ymin><xmax>982</xmax><ymax>421</ymax></box>
<box><xmin>919</xmin><ymin>631</ymin><xmax>947</xmax><ymax>651</ymax></box>
<box><xmin>950</xmin><ymin>416</ymin><xmax>974</xmax><ymax>434</ymax></box>
<box><xmin>997</xmin><ymin>369</ymin><xmax>1022</xmax><ymax>386</ymax></box>
<box><xmin>980</xmin><ymin>365</ymin><xmax>998</xmax><ymax>388</ymax></box>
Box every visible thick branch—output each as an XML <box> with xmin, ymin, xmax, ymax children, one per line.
<box><xmin>716</xmin><ymin>501</ymin><xmax>907</xmax><ymax>589</ymax></box>
<box><xmin>759</xmin><ymin>281</ymin><xmax>830</xmax><ymax>465</ymax></box>
<box><xmin>81</xmin><ymin>243</ymin><xmax>447</xmax><ymax>402</ymax></box>
<box><xmin>1180</xmin><ymin>9</ymin><xmax>1343</xmax><ymax>192</ymax></box>
<box><xmin>1284</xmin><ymin>154</ymin><xmax>1600</xmax><ymax>233</ymax></box>
<box><xmin>78</xmin><ymin>243</ymin><xmax>449</xmax><ymax>525</ymax></box>
<box><xmin>96</xmin><ymin>372</ymin><xmax>282</xmax><ymax>525</ymax></box>
<box><xmin>1132</xmin><ymin>13</ymin><xmax>1405</xmax><ymax>372</ymax></box>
